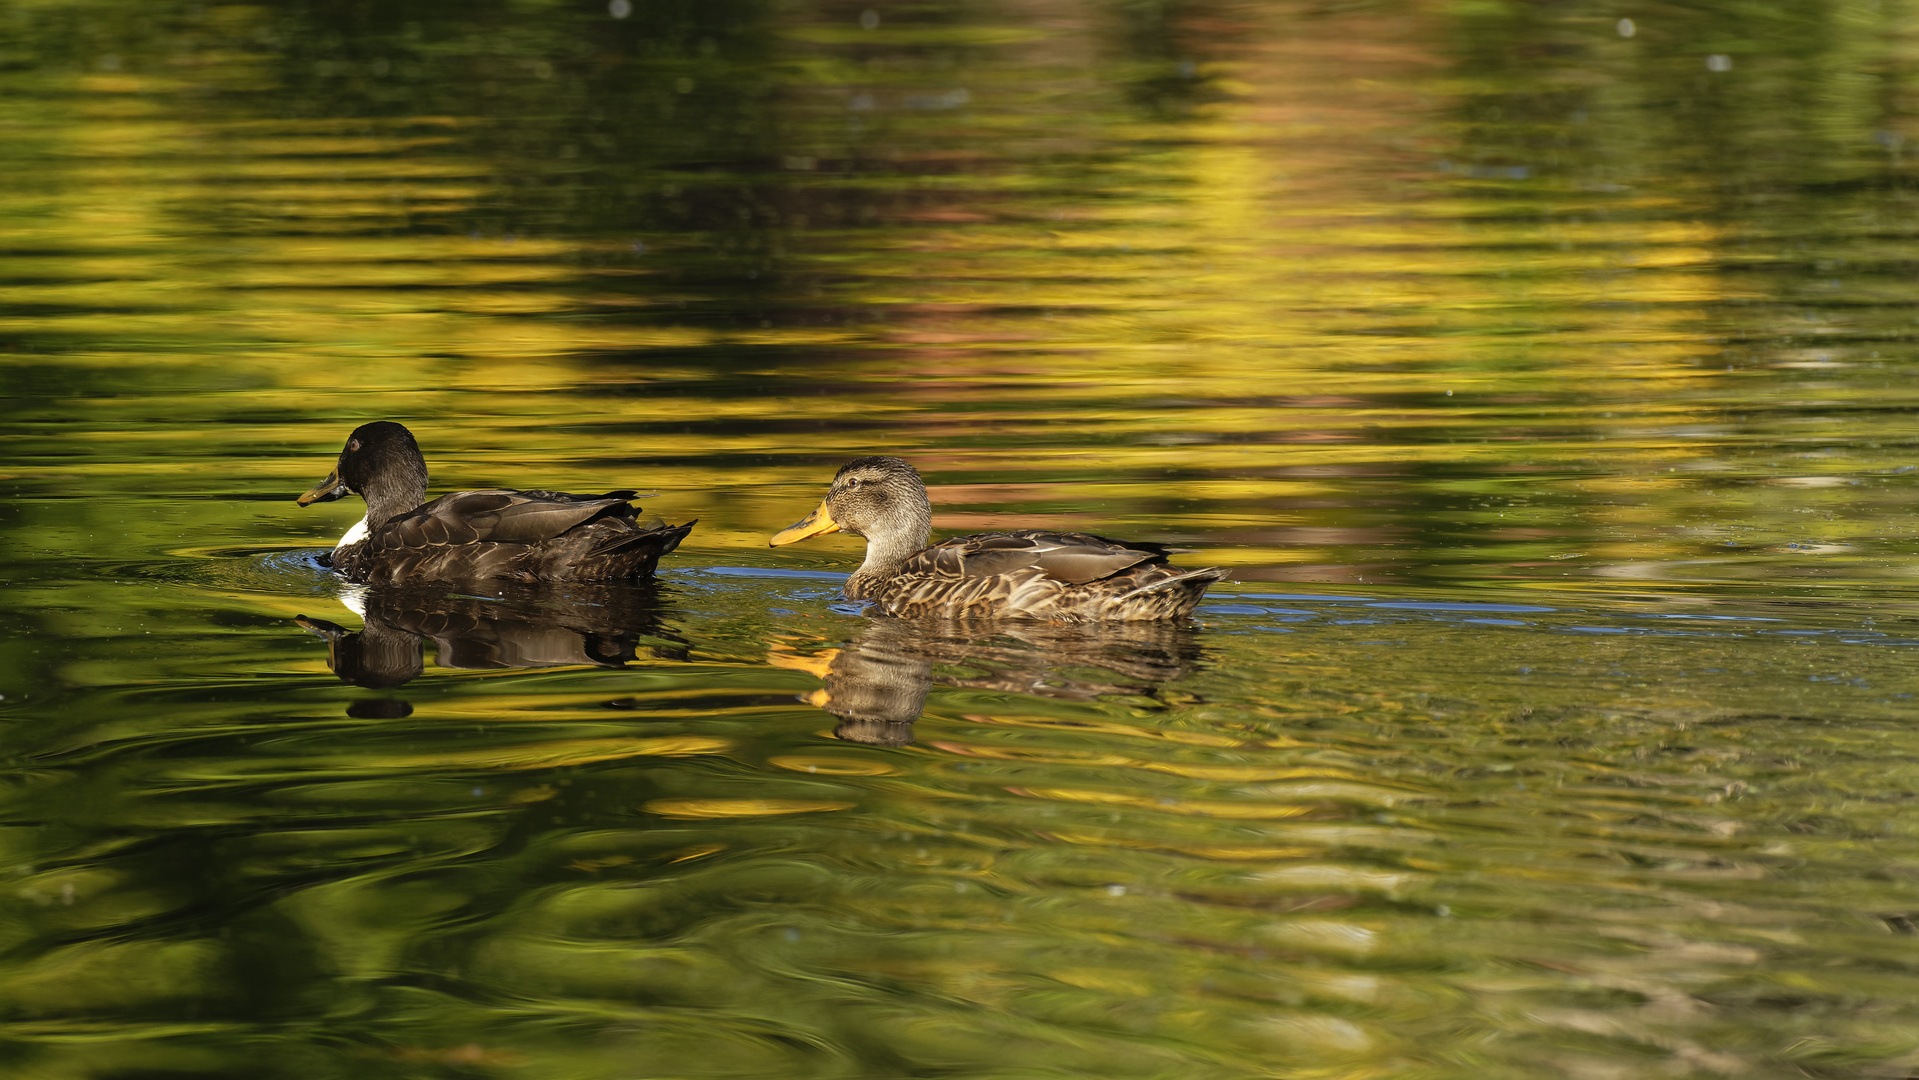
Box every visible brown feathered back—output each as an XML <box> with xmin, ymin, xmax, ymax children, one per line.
<box><xmin>334</xmin><ymin>488</ymin><xmax>693</xmax><ymax>584</ymax></box>
<box><xmin>878</xmin><ymin>529</ymin><xmax>1226</xmax><ymax>620</ymax></box>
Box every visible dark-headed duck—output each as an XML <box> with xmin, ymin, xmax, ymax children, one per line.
<box><xmin>298</xmin><ymin>421</ymin><xmax>693</xmax><ymax>585</ymax></box>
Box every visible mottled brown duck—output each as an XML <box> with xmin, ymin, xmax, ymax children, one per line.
<box><xmin>768</xmin><ymin>456</ymin><xmax>1226</xmax><ymax>621</ymax></box>
<box><xmin>297</xmin><ymin>421</ymin><xmax>694</xmax><ymax>585</ymax></box>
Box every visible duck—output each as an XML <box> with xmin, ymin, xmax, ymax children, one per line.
<box><xmin>296</xmin><ymin>421</ymin><xmax>694</xmax><ymax>585</ymax></box>
<box><xmin>767</xmin><ymin>456</ymin><xmax>1227</xmax><ymax>621</ymax></box>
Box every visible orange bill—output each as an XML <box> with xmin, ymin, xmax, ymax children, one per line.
<box><xmin>298</xmin><ymin>469</ymin><xmax>347</xmax><ymax>506</ymax></box>
<box><xmin>769</xmin><ymin>500</ymin><xmax>841</xmax><ymax>546</ymax></box>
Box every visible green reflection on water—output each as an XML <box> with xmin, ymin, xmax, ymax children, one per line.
<box><xmin>7</xmin><ymin>578</ymin><xmax>1919</xmax><ymax>1078</ymax></box>
<box><xmin>5</xmin><ymin>0</ymin><xmax>1919</xmax><ymax>1076</ymax></box>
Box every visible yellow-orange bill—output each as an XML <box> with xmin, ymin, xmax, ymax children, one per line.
<box><xmin>769</xmin><ymin>500</ymin><xmax>841</xmax><ymax>546</ymax></box>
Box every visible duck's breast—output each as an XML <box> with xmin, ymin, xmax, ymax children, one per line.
<box><xmin>337</xmin><ymin>516</ymin><xmax>370</xmax><ymax>550</ymax></box>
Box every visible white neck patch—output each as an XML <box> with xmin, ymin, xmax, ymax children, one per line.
<box><xmin>337</xmin><ymin>583</ymin><xmax>370</xmax><ymax>619</ymax></box>
<box><xmin>337</xmin><ymin>516</ymin><xmax>369</xmax><ymax>550</ymax></box>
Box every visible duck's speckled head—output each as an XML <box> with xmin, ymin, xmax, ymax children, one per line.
<box><xmin>769</xmin><ymin>456</ymin><xmax>932</xmax><ymax>551</ymax></box>
<box><xmin>297</xmin><ymin>421</ymin><xmax>429</xmax><ymax>522</ymax></box>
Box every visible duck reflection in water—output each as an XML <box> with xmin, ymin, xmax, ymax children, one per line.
<box><xmin>769</xmin><ymin>619</ymin><xmax>1204</xmax><ymax>745</ymax></box>
<box><xmin>296</xmin><ymin>581</ymin><xmax>685</xmax><ymax>699</ymax></box>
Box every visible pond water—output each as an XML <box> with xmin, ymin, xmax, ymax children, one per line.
<box><xmin>6</xmin><ymin>0</ymin><xmax>1919</xmax><ymax>1076</ymax></box>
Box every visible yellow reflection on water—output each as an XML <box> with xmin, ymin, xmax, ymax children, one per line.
<box><xmin>644</xmin><ymin>798</ymin><xmax>858</xmax><ymax>818</ymax></box>
<box><xmin>5</xmin><ymin>0</ymin><xmax>1918</xmax><ymax>604</ymax></box>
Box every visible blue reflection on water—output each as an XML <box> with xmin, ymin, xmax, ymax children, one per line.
<box><xmin>1627</xmin><ymin>612</ymin><xmax>1784</xmax><ymax>622</ymax></box>
<box><xmin>1366</xmin><ymin>601</ymin><xmax>1556</xmax><ymax>613</ymax></box>
<box><xmin>699</xmin><ymin>566</ymin><xmax>849</xmax><ymax>580</ymax></box>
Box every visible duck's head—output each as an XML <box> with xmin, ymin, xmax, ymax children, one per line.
<box><xmin>298</xmin><ymin>421</ymin><xmax>429</xmax><ymax>520</ymax></box>
<box><xmin>770</xmin><ymin>456</ymin><xmax>933</xmax><ymax>552</ymax></box>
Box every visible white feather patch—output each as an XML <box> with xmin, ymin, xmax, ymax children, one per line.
<box><xmin>337</xmin><ymin>516</ymin><xmax>369</xmax><ymax>549</ymax></box>
<box><xmin>337</xmin><ymin>584</ymin><xmax>370</xmax><ymax>619</ymax></box>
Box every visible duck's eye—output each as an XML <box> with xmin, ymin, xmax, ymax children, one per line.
<box><xmin>845</xmin><ymin>477</ymin><xmax>861</xmax><ymax>489</ymax></box>
<box><xmin>347</xmin><ymin>438</ymin><xmax>361</xmax><ymax>451</ymax></box>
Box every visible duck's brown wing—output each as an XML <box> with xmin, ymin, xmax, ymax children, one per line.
<box><xmin>513</xmin><ymin>488</ymin><xmax>642</xmax><ymax>503</ymax></box>
<box><xmin>875</xmin><ymin>529</ymin><xmax>1222</xmax><ymax>620</ymax></box>
<box><xmin>339</xmin><ymin>489</ymin><xmax>667</xmax><ymax>583</ymax></box>
<box><xmin>908</xmin><ymin>530</ymin><xmax>1164</xmax><ymax>585</ymax></box>
<box><xmin>387</xmin><ymin>489</ymin><xmax>632</xmax><ymax>547</ymax></box>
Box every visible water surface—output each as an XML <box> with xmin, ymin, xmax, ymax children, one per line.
<box><xmin>5</xmin><ymin>0</ymin><xmax>1919</xmax><ymax>1076</ymax></box>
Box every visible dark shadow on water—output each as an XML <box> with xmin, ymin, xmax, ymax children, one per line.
<box><xmin>772</xmin><ymin>618</ymin><xmax>1206</xmax><ymax>745</ymax></box>
<box><xmin>295</xmin><ymin>580</ymin><xmax>687</xmax><ymax>695</ymax></box>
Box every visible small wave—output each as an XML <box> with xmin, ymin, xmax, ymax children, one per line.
<box><xmin>696</xmin><ymin>566</ymin><xmax>849</xmax><ymax>581</ymax></box>
<box><xmin>130</xmin><ymin>545</ymin><xmax>342</xmax><ymax>597</ymax></box>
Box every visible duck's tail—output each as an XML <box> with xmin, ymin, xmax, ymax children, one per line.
<box><xmin>1111</xmin><ymin>566</ymin><xmax>1230</xmax><ymax>602</ymax></box>
<box><xmin>1103</xmin><ymin>566</ymin><xmax>1230</xmax><ymax>620</ymax></box>
<box><xmin>589</xmin><ymin>519</ymin><xmax>697</xmax><ymax>577</ymax></box>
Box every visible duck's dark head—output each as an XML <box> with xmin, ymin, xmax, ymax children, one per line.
<box><xmin>298</xmin><ymin>421</ymin><xmax>429</xmax><ymax>522</ymax></box>
<box><xmin>768</xmin><ymin>456</ymin><xmax>934</xmax><ymax>593</ymax></box>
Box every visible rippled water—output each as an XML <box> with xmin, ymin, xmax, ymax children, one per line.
<box><xmin>7</xmin><ymin>0</ymin><xmax>1919</xmax><ymax>1076</ymax></box>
